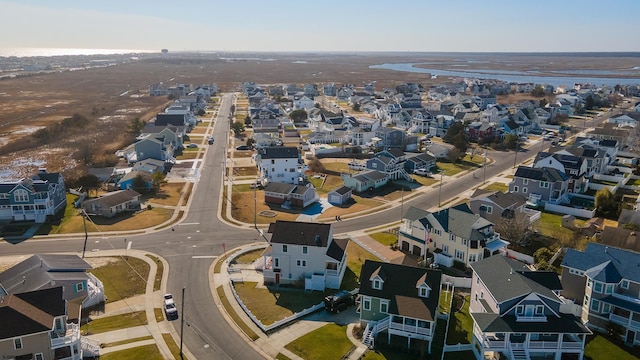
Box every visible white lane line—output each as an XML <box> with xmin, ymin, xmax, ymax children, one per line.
<box><xmin>191</xmin><ymin>255</ymin><xmax>218</xmax><ymax>259</ymax></box>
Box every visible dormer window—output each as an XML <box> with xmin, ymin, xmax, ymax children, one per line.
<box><xmin>373</xmin><ymin>279</ymin><xmax>382</xmax><ymax>290</ymax></box>
<box><xmin>419</xmin><ymin>286</ymin><xmax>430</xmax><ymax>298</ymax></box>
<box><xmin>14</xmin><ymin>189</ymin><xmax>28</xmax><ymax>202</ymax></box>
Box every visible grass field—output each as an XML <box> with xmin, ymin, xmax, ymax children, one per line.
<box><xmin>369</xmin><ymin>232</ymin><xmax>397</xmax><ymax>247</ymax></box>
<box><xmin>216</xmin><ymin>286</ymin><xmax>260</xmax><ymax>341</ymax></box>
<box><xmin>446</xmin><ymin>294</ymin><xmax>473</xmax><ymax>345</ymax></box>
<box><xmin>88</xmin><ymin>257</ymin><xmax>149</xmax><ymax>302</ymax></box>
<box><xmin>231</xmin><ymin>249</ymin><xmax>264</xmax><ymax>264</ymax></box>
<box><xmin>481</xmin><ymin>182</ymin><xmax>508</xmax><ymax>193</ymax></box>
<box><xmin>585</xmin><ymin>335</ymin><xmax>638</xmax><ymax>360</ymax></box>
<box><xmin>342</xmin><ymin>241</ymin><xmax>382</xmax><ymax>290</ymax></box>
<box><xmin>84</xmin><ymin>311</ymin><xmax>147</xmax><ymax>334</ymax></box>
<box><xmin>285</xmin><ymin>324</ymin><xmax>353</xmax><ymax>360</ymax></box>
<box><xmin>98</xmin><ymin>344</ymin><xmax>162</xmax><ymax>360</ymax></box>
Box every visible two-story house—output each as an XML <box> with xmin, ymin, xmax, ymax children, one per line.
<box><xmin>533</xmin><ymin>152</ymin><xmax>588</xmax><ymax>194</ymax></box>
<box><xmin>509</xmin><ymin>166</ymin><xmax>570</xmax><ymax>206</ymax></box>
<box><xmin>138</xmin><ymin>124</ymin><xmax>185</xmax><ymax>150</ymax></box>
<box><xmin>359</xmin><ymin>260</ymin><xmax>442</xmax><ymax>352</ymax></box>
<box><xmin>0</xmin><ymin>169</ymin><xmax>67</xmax><ymax>223</ymax></box>
<box><xmin>261</xmin><ymin>221</ymin><xmax>348</xmax><ymax>291</ymax></box>
<box><xmin>397</xmin><ymin>204</ymin><xmax>509</xmax><ymax>267</ymax></box>
<box><xmin>366</xmin><ymin>149</ymin><xmax>410</xmax><ymax>181</ymax></box>
<box><xmin>263</xmin><ymin>182</ymin><xmax>318</xmax><ymax>209</ymax></box>
<box><xmin>561</xmin><ymin>243</ymin><xmax>640</xmax><ymax>346</ymax></box>
<box><xmin>256</xmin><ymin>147</ymin><xmax>303</xmax><ymax>185</ymax></box>
<box><xmin>0</xmin><ymin>287</ymin><xmax>98</xmax><ymax>360</ymax></box>
<box><xmin>470</xmin><ymin>255</ymin><xmax>591</xmax><ymax>360</ymax></box>
<box><xmin>469</xmin><ymin>189</ymin><xmax>541</xmax><ymax>231</ymax></box>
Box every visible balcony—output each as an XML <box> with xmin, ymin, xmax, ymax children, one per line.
<box><xmin>51</xmin><ymin>323</ymin><xmax>81</xmax><ymax>348</ymax></box>
<box><xmin>389</xmin><ymin>321</ymin><xmax>432</xmax><ymax>337</ymax></box>
<box><xmin>610</xmin><ymin>313</ymin><xmax>640</xmax><ymax>330</ymax></box>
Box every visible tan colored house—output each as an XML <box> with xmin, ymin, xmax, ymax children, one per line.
<box><xmin>82</xmin><ymin>189</ymin><xmax>142</xmax><ymax>217</ymax></box>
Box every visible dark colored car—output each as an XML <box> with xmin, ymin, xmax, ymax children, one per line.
<box><xmin>236</xmin><ymin>145</ymin><xmax>250</xmax><ymax>150</ymax></box>
<box><xmin>324</xmin><ymin>290</ymin><xmax>355</xmax><ymax>313</ymax></box>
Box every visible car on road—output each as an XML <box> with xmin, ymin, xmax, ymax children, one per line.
<box><xmin>324</xmin><ymin>290</ymin><xmax>356</xmax><ymax>313</ymax></box>
<box><xmin>414</xmin><ymin>168</ymin><xmax>429</xmax><ymax>176</ymax></box>
<box><xmin>163</xmin><ymin>293</ymin><xmax>178</xmax><ymax>320</ymax></box>
<box><xmin>208</xmin><ymin>137</ymin><xmax>215</xmax><ymax>145</ymax></box>
<box><xmin>186</xmin><ymin>143</ymin><xmax>198</xmax><ymax>148</ymax></box>
<box><xmin>236</xmin><ymin>145</ymin><xmax>250</xmax><ymax>150</ymax></box>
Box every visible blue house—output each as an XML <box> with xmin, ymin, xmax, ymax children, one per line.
<box><xmin>0</xmin><ymin>169</ymin><xmax>67</xmax><ymax>223</ymax></box>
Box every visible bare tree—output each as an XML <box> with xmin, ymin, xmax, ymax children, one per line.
<box><xmin>495</xmin><ymin>212</ymin><xmax>531</xmax><ymax>244</ymax></box>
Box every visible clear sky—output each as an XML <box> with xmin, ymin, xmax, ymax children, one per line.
<box><xmin>2</xmin><ymin>0</ymin><xmax>639</xmax><ymax>53</ymax></box>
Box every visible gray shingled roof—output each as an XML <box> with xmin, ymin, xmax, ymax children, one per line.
<box><xmin>268</xmin><ymin>220</ymin><xmax>332</xmax><ymax>247</ymax></box>
<box><xmin>562</xmin><ymin>243</ymin><xmax>640</xmax><ymax>283</ymax></box>
<box><xmin>259</xmin><ymin>146</ymin><xmax>299</xmax><ymax>159</ymax></box>
<box><xmin>83</xmin><ymin>189</ymin><xmax>141</xmax><ymax>209</ymax></box>
<box><xmin>471</xmin><ymin>312</ymin><xmax>590</xmax><ymax>334</ymax></box>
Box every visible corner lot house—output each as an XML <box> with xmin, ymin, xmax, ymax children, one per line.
<box><xmin>82</xmin><ymin>189</ymin><xmax>142</xmax><ymax>217</ymax></box>
<box><xmin>0</xmin><ymin>287</ymin><xmax>96</xmax><ymax>360</ymax></box>
<box><xmin>561</xmin><ymin>243</ymin><xmax>640</xmax><ymax>346</ymax></box>
<box><xmin>256</xmin><ymin>147</ymin><xmax>303</xmax><ymax>185</ymax></box>
<box><xmin>359</xmin><ymin>260</ymin><xmax>442</xmax><ymax>352</ymax></box>
<box><xmin>261</xmin><ymin>221</ymin><xmax>347</xmax><ymax>291</ymax></box>
<box><xmin>0</xmin><ymin>169</ymin><xmax>66</xmax><ymax>223</ymax></box>
<box><xmin>470</xmin><ymin>255</ymin><xmax>590</xmax><ymax>360</ymax></box>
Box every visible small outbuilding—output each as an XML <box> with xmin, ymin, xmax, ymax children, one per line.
<box><xmin>328</xmin><ymin>186</ymin><xmax>352</xmax><ymax>205</ymax></box>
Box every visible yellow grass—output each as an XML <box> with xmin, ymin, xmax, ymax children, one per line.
<box><xmin>56</xmin><ymin>207</ymin><xmax>173</xmax><ymax>234</ymax></box>
<box><xmin>146</xmin><ymin>182</ymin><xmax>186</xmax><ymax>206</ymax></box>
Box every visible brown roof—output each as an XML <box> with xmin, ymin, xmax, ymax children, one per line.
<box><xmin>599</xmin><ymin>226</ymin><xmax>640</xmax><ymax>252</ymax></box>
<box><xmin>0</xmin><ymin>287</ymin><xmax>65</xmax><ymax>340</ymax></box>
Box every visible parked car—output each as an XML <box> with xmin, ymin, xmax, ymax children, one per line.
<box><xmin>236</xmin><ymin>145</ymin><xmax>250</xmax><ymax>150</ymax></box>
<box><xmin>324</xmin><ymin>290</ymin><xmax>355</xmax><ymax>313</ymax></box>
<box><xmin>163</xmin><ymin>293</ymin><xmax>174</xmax><ymax>306</ymax></box>
<box><xmin>414</xmin><ymin>168</ymin><xmax>429</xmax><ymax>176</ymax></box>
<box><xmin>186</xmin><ymin>143</ymin><xmax>198</xmax><ymax>148</ymax></box>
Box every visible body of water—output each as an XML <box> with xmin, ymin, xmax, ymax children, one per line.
<box><xmin>0</xmin><ymin>47</ymin><xmax>156</xmax><ymax>57</ymax></box>
<box><xmin>370</xmin><ymin>63</ymin><xmax>640</xmax><ymax>87</ymax></box>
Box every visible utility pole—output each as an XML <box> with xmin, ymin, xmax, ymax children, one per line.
<box><xmin>81</xmin><ymin>209</ymin><xmax>88</xmax><ymax>259</ymax></box>
<box><xmin>482</xmin><ymin>149</ymin><xmax>487</xmax><ymax>184</ymax></box>
<box><xmin>438</xmin><ymin>171</ymin><xmax>444</xmax><ymax>207</ymax></box>
<box><xmin>254</xmin><ymin>177</ymin><xmax>257</xmax><ymax>229</ymax></box>
<box><xmin>180</xmin><ymin>286</ymin><xmax>185</xmax><ymax>359</ymax></box>
<box><xmin>513</xmin><ymin>139</ymin><xmax>518</xmax><ymax>169</ymax></box>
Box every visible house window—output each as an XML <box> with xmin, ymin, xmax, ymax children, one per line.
<box><xmin>584</xmin><ymin>295</ymin><xmax>590</xmax><ymax>306</ymax></box>
<box><xmin>455</xmin><ymin>250</ymin><xmax>465</xmax><ymax>261</ymax></box>
<box><xmin>540</xmin><ymin>181</ymin><xmax>549</xmax><ymax>189</ymax></box>
<box><xmin>302</xmin><ymin>246</ymin><xmax>308</xmax><ymax>254</ymax></box>
<box><xmin>14</xmin><ymin>189</ymin><xmax>29</xmax><ymax>202</ymax></box>
<box><xmin>516</xmin><ymin>305</ymin><xmax>524</xmax><ymax>315</ymax></box>
<box><xmin>605</xmin><ymin>284</ymin><xmax>614</xmax><ymax>295</ymax></box>
<box><xmin>380</xmin><ymin>300</ymin><xmax>389</xmax><ymax>314</ymax></box>
<box><xmin>35</xmin><ymin>354</ymin><xmax>44</xmax><ymax>360</ymax></box>
<box><xmin>363</xmin><ymin>297</ymin><xmax>371</xmax><ymax>311</ymax></box>
<box><xmin>434</xmin><ymin>229</ymin><xmax>441</xmax><ymax>236</ymax></box>
<box><xmin>479</xmin><ymin>205</ymin><xmax>492</xmax><ymax>214</ymax></box>
<box><xmin>296</xmin><ymin>260</ymin><xmax>307</xmax><ymax>267</ymax></box>
<box><xmin>523</xmin><ymin>187</ymin><xmax>528</xmax><ymax>194</ymax></box>
<box><xmin>622</xmin><ymin>279</ymin><xmax>629</xmax><ymax>289</ymax></box>
<box><xmin>590</xmin><ymin>299</ymin><xmax>601</xmax><ymax>312</ymax></box>
<box><xmin>274</xmin><ymin>258</ymin><xmax>280</xmax><ymax>268</ymax></box>
<box><xmin>587</xmin><ymin>279</ymin><xmax>592</xmax><ymax>288</ymax></box>
<box><xmin>523</xmin><ymin>179</ymin><xmax>529</xmax><ymax>185</ymax></box>
<box><xmin>462</xmin><ymin>238</ymin><xmax>468</xmax><ymax>246</ymax></box>
<box><xmin>593</xmin><ymin>282</ymin><xmax>603</xmax><ymax>294</ymax></box>
<box><xmin>76</xmin><ymin>282</ymin><xmax>84</xmax><ymax>292</ymax></box>
<box><xmin>14</xmin><ymin>337</ymin><xmax>22</xmax><ymax>350</ymax></box>
<box><xmin>450</xmin><ymin>234</ymin><xmax>456</xmax><ymax>242</ymax></box>
<box><xmin>282</xmin><ymin>245</ymin><xmax>288</xmax><ymax>253</ymax></box>
<box><xmin>419</xmin><ymin>287</ymin><xmax>429</xmax><ymax>298</ymax></box>
<box><xmin>513</xmin><ymin>186</ymin><xmax>519</xmax><ymax>192</ymax></box>
<box><xmin>373</xmin><ymin>279</ymin><xmax>382</xmax><ymax>290</ymax></box>
<box><xmin>442</xmin><ymin>245</ymin><xmax>449</xmax><ymax>254</ymax></box>
<box><xmin>535</xmin><ymin>305</ymin><xmax>544</xmax><ymax>315</ymax></box>
<box><xmin>469</xmin><ymin>254</ymin><xmax>477</xmax><ymax>263</ymax></box>
<box><xmin>602</xmin><ymin>303</ymin><xmax>611</xmax><ymax>314</ymax></box>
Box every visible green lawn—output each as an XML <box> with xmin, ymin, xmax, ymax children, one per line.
<box><xmin>369</xmin><ymin>232</ymin><xmax>397</xmax><ymax>247</ymax></box>
<box><xmin>216</xmin><ymin>286</ymin><xmax>260</xmax><ymax>341</ymax></box>
<box><xmin>232</xmin><ymin>248</ymin><xmax>263</xmax><ymax>264</ymax></box>
<box><xmin>285</xmin><ymin>324</ymin><xmax>353</xmax><ymax>360</ymax></box>
<box><xmin>439</xmin><ymin>289</ymin><xmax>452</xmax><ymax>314</ymax></box>
<box><xmin>88</xmin><ymin>257</ymin><xmax>149</xmax><ymax>303</ymax></box>
<box><xmin>342</xmin><ymin>241</ymin><xmax>382</xmax><ymax>290</ymax></box>
<box><xmin>534</xmin><ymin>212</ymin><xmax>578</xmax><ymax>239</ymax></box>
<box><xmin>162</xmin><ymin>333</ymin><xmax>189</xmax><ymax>360</ymax></box>
<box><xmin>84</xmin><ymin>311</ymin><xmax>147</xmax><ymax>334</ymax></box>
<box><xmin>627</xmin><ymin>178</ymin><xmax>640</xmax><ymax>187</ymax></box>
<box><xmin>585</xmin><ymin>335</ymin><xmax>638</xmax><ymax>360</ymax></box>
<box><xmin>482</xmin><ymin>182</ymin><xmax>508</xmax><ymax>193</ymax></box>
<box><xmin>233</xmin><ymin>282</ymin><xmax>328</xmax><ymax>326</ymax></box>
<box><xmin>446</xmin><ymin>295</ymin><xmax>473</xmax><ymax>345</ymax></box>
<box><xmin>36</xmin><ymin>193</ymin><xmax>79</xmax><ymax>235</ymax></box>
<box><xmin>98</xmin><ymin>344</ymin><xmax>162</xmax><ymax>360</ymax></box>
<box><xmin>101</xmin><ymin>336</ymin><xmax>153</xmax><ymax>348</ymax></box>
<box><xmin>435</xmin><ymin>160</ymin><xmax>477</xmax><ymax>176</ymax></box>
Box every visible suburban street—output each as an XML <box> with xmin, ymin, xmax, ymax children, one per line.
<box><xmin>0</xmin><ymin>93</ymin><xmax>630</xmax><ymax>359</ymax></box>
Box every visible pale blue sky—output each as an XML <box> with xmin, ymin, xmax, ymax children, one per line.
<box><xmin>2</xmin><ymin>0</ymin><xmax>639</xmax><ymax>52</ymax></box>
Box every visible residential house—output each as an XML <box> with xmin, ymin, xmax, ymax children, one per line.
<box><xmin>116</xmin><ymin>170</ymin><xmax>152</xmax><ymax>191</ymax></box>
<box><xmin>473</xmin><ymin>95</ymin><xmax>497</xmax><ymax>110</ymax></box>
<box><xmin>322</xmin><ymin>83</ymin><xmax>337</xmax><ymax>96</ymax></box>
<box><xmin>359</xmin><ymin>260</ymin><xmax>442</xmax><ymax>352</ymax></box>
<box><xmin>341</xmin><ymin>170</ymin><xmax>389</xmax><ymax>193</ymax></box>
<box><xmin>561</xmin><ymin>243</ymin><xmax>640</xmax><ymax>346</ymax></box>
<box><xmin>0</xmin><ymin>287</ymin><xmax>92</xmax><ymax>360</ymax></box>
<box><xmin>398</xmin><ymin>93</ymin><xmax>422</xmax><ymax>109</ymax></box>
<box><xmin>261</xmin><ymin>221</ymin><xmax>348</xmax><ymax>290</ymax></box>
<box><xmin>0</xmin><ymin>169</ymin><xmax>66</xmax><ymax>223</ymax></box>
<box><xmin>293</xmin><ymin>95</ymin><xmax>315</xmax><ymax>111</ymax></box>
<box><xmin>608</xmin><ymin>112</ymin><xmax>640</xmax><ymax>128</ymax></box>
<box><xmin>558</xmin><ymin>145</ymin><xmax>606</xmax><ymax>177</ymax></box>
<box><xmin>470</xmin><ymin>255</ymin><xmax>591</xmax><ymax>360</ymax></box>
<box><xmin>154</xmin><ymin>113</ymin><xmax>188</xmax><ymax>129</ymax></box>
<box><xmin>366</xmin><ymin>149</ymin><xmax>410</xmax><ymax>181</ymax></box>
<box><xmin>469</xmin><ymin>189</ymin><xmax>541</xmax><ymax>230</ymax></box>
<box><xmin>405</xmin><ymin>153</ymin><xmax>436</xmax><ymax>174</ymax></box>
<box><xmin>242</xmin><ymin>81</ymin><xmax>257</xmax><ymax>95</ymax></box>
<box><xmin>587</xmin><ymin>124</ymin><xmax>632</xmax><ymax>147</ymax></box>
<box><xmin>252</xmin><ymin>117</ymin><xmax>281</xmax><ymax>134</ymax></box>
<box><xmin>129</xmin><ymin>136</ymin><xmax>174</xmax><ymax>164</ymax></box>
<box><xmin>132</xmin><ymin>158</ymin><xmax>166</xmax><ymax>175</ymax></box>
<box><xmin>139</xmin><ymin>124</ymin><xmax>185</xmax><ymax>150</ymax></box>
<box><xmin>426</xmin><ymin>143</ymin><xmax>454</xmax><ymax>159</ymax></box>
<box><xmin>0</xmin><ymin>254</ymin><xmax>105</xmax><ymax>316</ymax></box>
<box><xmin>468</xmin><ymin>122</ymin><xmax>495</xmax><ymax>142</ymax></box>
<box><xmin>533</xmin><ymin>152</ymin><xmax>588</xmax><ymax>194</ymax></box>
<box><xmin>408</xmin><ymin>110</ymin><xmax>434</xmax><ymax>134</ymax></box>
<box><xmin>374</xmin><ymin>127</ymin><xmax>406</xmax><ymax>149</ymax></box>
<box><xmin>264</xmin><ymin>182</ymin><xmax>317</xmax><ymax>208</ymax></box>
<box><xmin>82</xmin><ymin>189</ymin><xmax>142</xmax><ymax>218</ymax></box>
<box><xmin>256</xmin><ymin>147</ymin><xmax>303</xmax><ymax>185</ymax></box>
<box><xmin>509</xmin><ymin>166</ymin><xmax>570</xmax><ymax>205</ymax></box>
<box><xmin>397</xmin><ymin>204</ymin><xmax>509</xmax><ymax>266</ymax></box>
<box><xmin>327</xmin><ymin>186</ymin><xmax>352</xmax><ymax>205</ymax></box>
<box><xmin>597</xmin><ymin>226</ymin><xmax>640</xmax><ymax>253</ymax></box>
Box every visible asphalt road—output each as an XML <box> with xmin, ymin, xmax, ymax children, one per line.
<box><xmin>0</xmin><ymin>96</ymin><xmax>631</xmax><ymax>359</ymax></box>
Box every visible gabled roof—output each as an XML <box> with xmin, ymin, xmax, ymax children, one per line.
<box><xmin>470</xmin><ymin>190</ymin><xmax>526</xmax><ymax>210</ymax></box>
<box><xmin>264</xmin><ymin>182</ymin><xmax>296</xmax><ymax>195</ymax></box>
<box><xmin>471</xmin><ymin>255</ymin><xmax>559</xmax><ymax>304</ymax></box>
<box><xmin>359</xmin><ymin>260</ymin><xmax>441</xmax><ymax>321</ymax></box>
<box><xmin>514</xmin><ymin>166</ymin><xmax>568</xmax><ymax>182</ymax></box>
<box><xmin>472</xmin><ymin>313</ymin><xmax>590</xmax><ymax>334</ymax></box>
<box><xmin>268</xmin><ymin>220</ymin><xmax>332</xmax><ymax>247</ymax></box>
<box><xmin>330</xmin><ymin>186</ymin><xmax>352</xmax><ymax>196</ymax></box>
<box><xmin>0</xmin><ymin>287</ymin><xmax>66</xmax><ymax>340</ymax></box>
<box><xmin>0</xmin><ymin>255</ymin><xmax>92</xmax><ymax>295</ymax></box>
<box><xmin>562</xmin><ymin>243</ymin><xmax>640</xmax><ymax>283</ymax></box>
<box><xmin>83</xmin><ymin>189</ymin><xmax>141</xmax><ymax>209</ymax></box>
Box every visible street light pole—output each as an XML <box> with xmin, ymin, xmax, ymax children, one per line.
<box><xmin>438</xmin><ymin>171</ymin><xmax>444</xmax><ymax>207</ymax></box>
<box><xmin>81</xmin><ymin>209</ymin><xmax>88</xmax><ymax>259</ymax></box>
<box><xmin>482</xmin><ymin>149</ymin><xmax>487</xmax><ymax>185</ymax></box>
<box><xmin>180</xmin><ymin>286</ymin><xmax>185</xmax><ymax>359</ymax></box>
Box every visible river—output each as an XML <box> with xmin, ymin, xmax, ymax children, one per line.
<box><xmin>370</xmin><ymin>63</ymin><xmax>640</xmax><ymax>87</ymax></box>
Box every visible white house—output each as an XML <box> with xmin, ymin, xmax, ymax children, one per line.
<box><xmin>256</xmin><ymin>147</ymin><xmax>303</xmax><ymax>185</ymax></box>
<box><xmin>261</xmin><ymin>221</ymin><xmax>348</xmax><ymax>291</ymax></box>
<box><xmin>293</xmin><ymin>95</ymin><xmax>315</xmax><ymax>111</ymax></box>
